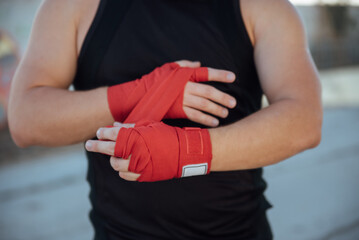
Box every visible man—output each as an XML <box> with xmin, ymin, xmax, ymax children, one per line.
<box><xmin>8</xmin><ymin>0</ymin><xmax>322</xmax><ymax>239</ymax></box>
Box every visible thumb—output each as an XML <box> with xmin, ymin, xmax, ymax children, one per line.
<box><xmin>114</xmin><ymin>122</ymin><xmax>135</xmax><ymax>128</ymax></box>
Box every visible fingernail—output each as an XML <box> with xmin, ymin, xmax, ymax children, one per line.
<box><xmin>212</xmin><ymin>119</ymin><xmax>219</xmax><ymax>126</ymax></box>
<box><xmin>222</xmin><ymin>109</ymin><xmax>228</xmax><ymax>117</ymax></box>
<box><xmin>85</xmin><ymin>141</ymin><xmax>92</xmax><ymax>150</ymax></box>
<box><xmin>227</xmin><ymin>73</ymin><xmax>235</xmax><ymax>81</ymax></box>
<box><xmin>96</xmin><ymin>129</ymin><xmax>101</xmax><ymax>137</ymax></box>
<box><xmin>230</xmin><ymin>99</ymin><xmax>236</xmax><ymax>108</ymax></box>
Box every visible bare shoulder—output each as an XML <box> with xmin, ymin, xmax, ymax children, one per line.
<box><xmin>239</xmin><ymin>0</ymin><xmax>320</xmax><ymax>104</ymax></box>
<box><xmin>72</xmin><ymin>0</ymin><xmax>100</xmax><ymax>28</ymax></box>
<box><xmin>37</xmin><ymin>0</ymin><xmax>78</xmax><ymax>21</ymax></box>
<box><xmin>240</xmin><ymin>0</ymin><xmax>306</xmax><ymax>46</ymax></box>
<box><xmin>38</xmin><ymin>0</ymin><xmax>99</xmax><ymax>27</ymax></box>
<box><xmin>16</xmin><ymin>0</ymin><xmax>96</xmax><ymax>89</ymax></box>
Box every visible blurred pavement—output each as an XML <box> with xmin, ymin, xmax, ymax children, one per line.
<box><xmin>0</xmin><ymin>147</ymin><xmax>93</xmax><ymax>240</ymax></box>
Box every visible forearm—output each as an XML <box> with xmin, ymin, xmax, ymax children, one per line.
<box><xmin>209</xmin><ymin>99</ymin><xmax>322</xmax><ymax>171</ymax></box>
<box><xmin>8</xmin><ymin>86</ymin><xmax>113</xmax><ymax>147</ymax></box>
<box><xmin>8</xmin><ymin>61</ymin><xmax>235</xmax><ymax>147</ymax></box>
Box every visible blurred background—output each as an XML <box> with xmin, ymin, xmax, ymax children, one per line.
<box><xmin>0</xmin><ymin>0</ymin><xmax>358</xmax><ymax>239</ymax></box>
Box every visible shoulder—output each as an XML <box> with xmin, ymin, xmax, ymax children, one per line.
<box><xmin>33</xmin><ymin>0</ymin><xmax>77</xmax><ymax>33</ymax></box>
<box><xmin>37</xmin><ymin>0</ymin><xmax>99</xmax><ymax>26</ymax></box>
<box><xmin>38</xmin><ymin>0</ymin><xmax>77</xmax><ymax>18</ymax></box>
<box><xmin>240</xmin><ymin>0</ymin><xmax>301</xmax><ymax>24</ymax></box>
<box><xmin>34</xmin><ymin>0</ymin><xmax>100</xmax><ymax>56</ymax></box>
<box><xmin>240</xmin><ymin>0</ymin><xmax>306</xmax><ymax>46</ymax></box>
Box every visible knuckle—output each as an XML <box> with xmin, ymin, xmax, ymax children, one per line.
<box><xmin>199</xmin><ymin>113</ymin><xmax>210</xmax><ymax>123</ymax></box>
<box><xmin>191</xmin><ymin>110</ymin><xmax>202</xmax><ymax>121</ymax></box>
<box><xmin>189</xmin><ymin>111</ymin><xmax>202</xmax><ymax>124</ymax></box>
<box><xmin>221</xmin><ymin>71</ymin><xmax>228</xmax><ymax>80</ymax></box>
<box><xmin>204</xmin><ymin>100</ymin><xmax>219</xmax><ymax>113</ymax></box>
<box><xmin>203</xmin><ymin>86</ymin><xmax>214</xmax><ymax>96</ymax></box>
<box><xmin>214</xmin><ymin>91</ymin><xmax>228</xmax><ymax>104</ymax></box>
<box><xmin>91</xmin><ymin>141</ymin><xmax>98</xmax><ymax>151</ymax></box>
<box><xmin>220</xmin><ymin>95</ymin><xmax>229</xmax><ymax>105</ymax></box>
<box><xmin>190</xmin><ymin>82</ymin><xmax>200</xmax><ymax>93</ymax></box>
<box><xmin>184</xmin><ymin>82</ymin><xmax>194</xmax><ymax>94</ymax></box>
<box><xmin>222</xmin><ymin>93</ymin><xmax>231</xmax><ymax>102</ymax></box>
<box><xmin>212</xmin><ymin>70</ymin><xmax>221</xmax><ymax>79</ymax></box>
<box><xmin>213</xmin><ymin>105</ymin><xmax>223</xmax><ymax>115</ymax></box>
<box><xmin>205</xmin><ymin>118</ymin><xmax>213</xmax><ymax>126</ymax></box>
<box><xmin>188</xmin><ymin>109</ymin><xmax>215</xmax><ymax>126</ymax></box>
<box><xmin>109</xmin><ymin>142</ymin><xmax>116</xmax><ymax>156</ymax></box>
<box><xmin>183</xmin><ymin>108</ymin><xmax>192</xmax><ymax>119</ymax></box>
<box><xmin>110</xmin><ymin>128</ymin><xmax>118</xmax><ymax>139</ymax></box>
<box><xmin>198</xmin><ymin>98</ymin><xmax>208</xmax><ymax>109</ymax></box>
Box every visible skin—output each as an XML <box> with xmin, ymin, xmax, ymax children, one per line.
<box><xmin>85</xmin><ymin>0</ymin><xmax>323</xmax><ymax>181</ymax></box>
<box><xmin>9</xmin><ymin>0</ymin><xmax>322</xmax><ymax>182</ymax></box>
<box><xmin>8</xmin><ymin>0</ymin><xmax>237</xmax><ymax>147</ymax></box>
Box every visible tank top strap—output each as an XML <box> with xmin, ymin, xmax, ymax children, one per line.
<box><xmin>75</xmin><ymin>0</ymin><xmax>133</xmax><ymax>89</ymax></box>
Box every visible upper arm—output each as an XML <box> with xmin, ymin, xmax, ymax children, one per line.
<box><xmin>243</xmin><ymin>0</ymin><xmax>321</xmax><ymax>108</ymax></box>
<box><xmin>12</xmin><ymin>0</ymin><xmax>78</xmax><ymax>92</ymax></box>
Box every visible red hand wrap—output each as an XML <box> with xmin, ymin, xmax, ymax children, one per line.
<box><xmin>109</xmin><ymin>62</ymin><xmax>211</xmax><ymax>182</ymax></box>
<box><xmin>114</xmin><ymin>122</ymin><xmax>212</xmax><ymax>182</ymax></box>
<box><xmin>107</xmin><ymin>63</ymin><xmax>208</xmax><ymax>122</ymax></box>
<box><xmin>164</xmin><ymin>66</ymin><xmax>208</xmax><ymax>119</ymax></box>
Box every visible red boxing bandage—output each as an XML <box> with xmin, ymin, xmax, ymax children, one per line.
<box><xmin>109</xmin><ymin>62</ymin><xmax>211</xmax><ymax>182</ymax></box>
<box><xmin>107</xmin><ymin>62</ymin><xmax>208</xmax><ymax>123</ymax></box>
<box><xmin>114</xmin><ymin>122</ymin><xmax>212</xmax><ymax>182</ymax></box>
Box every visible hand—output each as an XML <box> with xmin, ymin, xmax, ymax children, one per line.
<box><xmin>86</xmin><ymin>122</ymin><xmax>141</xmax><ymax>181</ymax></box>
<box><xmin>86</xmin><ymin>121</ymin><xmax>212</xmax><ymax>182</ymax></box>
<box><xmin>176</xmin><ymin>60</ymin><xmax>237</xmax><ymax>127</ymax></box>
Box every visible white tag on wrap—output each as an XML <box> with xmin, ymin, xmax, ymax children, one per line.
<box><xmin>182</xmin><ymin>163</ymin><xmax>208</xmax><ymax>177</ymax></box>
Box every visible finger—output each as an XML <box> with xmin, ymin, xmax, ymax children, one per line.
<box><xmin>96</xmin><ymin>127</ymin><xmax>120</xmax><ymax>141</ymax></box>
<box><xmin>186</xmin><ymin>82</ymin><xmax>237</xmax><ymax>109</ymax></box>
<box><xmin>183</xmin><ymin>107</ymin><xmax>219</xmax><ymax>127</ymax></box>
<box><xmin>97</xmin><ymin>124</ymin><xmax>134</xmax><ymax>140</ymax></box>
<box><xmin>110</xmin><ymin>156</ymin><xmax>130</xmax><ymax>171</ymax></box>
<box><xmin>175</xmin><ymin>60</ymin><xmax>201</xmax><ymax>68</ymax></box>
<box><xmin>119</xmin><ymin>171</ymin><xmax>141</xmax><ymax>181</ymax></box>
<box><xmin>85</xmin><ymin>140</ymin><xmax>116</xmax><ymax>156</ymax></box>
<box><xmin>192</xmin><ymin>67</ymin><xmax>208</xmax><ymax>82</ymax></box>
<box><xmin>184</xmin><ymin>94</ymin><xmax>229</xmax><ymax>118</ymax></box>
<box><xmin>207</xmin><ymin>67</ymin><xmax>236</xmax><ymax>83</ymax></box>
<box><xmin>113</xmin><ymin>122</ymin><xmax>135</xmax><ymax>128</ymax></box>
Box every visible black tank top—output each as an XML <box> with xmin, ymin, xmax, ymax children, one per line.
<box><xmin>74</xmin><ymin>0</ymin><xmax>272</xmax><ymax>239</ymax></box>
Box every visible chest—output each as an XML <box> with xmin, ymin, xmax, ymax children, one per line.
<box><xmin>74</xmin><ymin>0</ymin><xmax>262</xmax><ymax>125</ymax></box>
<box><xmin>97</xmin><ymin>0</ymin><xmax>239</xmax><ymax>85</ymax></box>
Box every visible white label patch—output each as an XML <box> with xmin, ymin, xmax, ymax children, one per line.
<box><xmin>182</xmin><ymin>163</ymin><xmax>208</xmax><ymax>177</ymax></box>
